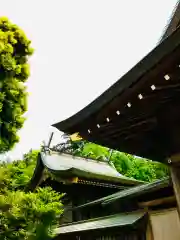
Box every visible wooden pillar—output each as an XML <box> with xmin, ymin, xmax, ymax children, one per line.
<box><xmin>169</xmin><ymin>154</ymin><xmax>180</xmax><ymax>219</ymax></box>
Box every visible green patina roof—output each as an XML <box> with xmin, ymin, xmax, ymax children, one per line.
<box><xmin>40</xmin><ymin>152</ymin><xmax>143</xmax><ymax>185</ymax></box>
<box><xmin>55</xmin><ymin>211</ymin><xmax>145</xmax><ymax>235</ymax></box>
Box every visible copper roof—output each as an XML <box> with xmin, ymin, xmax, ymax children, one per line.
<box><xmin>55</xmin><ymin>211</ymin><xmax>145</xmax><ymax>235</ymax></box>
<box><xmin>41</xmin><ymin>152</ymin><xmax>142</xmax><ymax>185</ymax></box>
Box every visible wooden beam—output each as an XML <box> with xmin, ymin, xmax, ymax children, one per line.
<box><xmin>102</xmin><ymin>118</ymin><xmax>156</xmax><ymax>138</ymax></box>
<box><xmin>169</xmin><ymin>161</ymin><xmax>180</xmax><ymax>219</ymax></box>
<box><xmin>138</xmin><ymin>196</ymin><xmax>176</xmax><ymax>208</ymax></box>
<box><xmin>155</xmin><ymin>83</ymin><xmax>180</xmax><ymax>91</ymax></box>
<box><xmin>146</xmin><ymin>218</ymin><xmax>154</xmax><ymax>240</ymax></box>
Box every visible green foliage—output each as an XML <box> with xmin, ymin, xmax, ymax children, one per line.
<box><xmin>72</xmin><ymin>140</ymin><xmax>169</xmax><ymax>182</ymax></box>
<box><xmin>0</xmin><ymin>150</ymin><xmax>63</xmax><ymax>240</ymax></box>
<box><xmin>0</xmin><ymin>17</ymin><xmax>34</xmax><ymax>153</ymax></box>
<box><xmin>74</xmin><ymin>142</ymin><xmax>109</xmax><ymax>161</ymax></box>
<box><xmin>0</xmin><ymin>150</ymin><xmax>39</xmax><ymax>191</ymax></box>
<box><xmin>0</xmin><ymin>188</ymin><xmax>63</xmax><ymax>240</ymax></box>
<box><xmin>111</xmin><ymin>151</ymin><xmax>132</xmax><ymax>175</ymax></box>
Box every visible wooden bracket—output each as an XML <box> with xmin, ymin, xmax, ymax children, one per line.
<box><xmin>138</xmin><ymin>196</ymin><xmax>176</xmax><ymax>208</ymax></box>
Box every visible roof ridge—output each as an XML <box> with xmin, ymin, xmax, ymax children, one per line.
<box><xmin>159</xmin><ymin>0</ymin><xmax>180</xmax><ymax>43</ymax></box>
<box><xmin>55</xmin><ymin>151</ymin><xmax>112</xmax><ymax>165</ymax></box>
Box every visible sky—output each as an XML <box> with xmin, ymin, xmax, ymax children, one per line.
<box><xmin>0</xmin><ymin>0</ymin><xmax>178</xmax><ymax>160</ymax></box>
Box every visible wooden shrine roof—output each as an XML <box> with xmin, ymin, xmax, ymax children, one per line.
<box><xmin>53</xmin><ymin>27</ymin><xmax>180</xmax><ymax>162</ymax></box>
<box><xmin>55</xmin><ymin>211</ymin><xmax>145</xmax><ymax>235</ymax></box>
<box><xmin>65</xmin><ymin>178</ymin><xmax>170</xmax><ymax>211</ymax></box>
<box><xmin>99</xmin><ymin>178</ymin><xmax>171</xmax><ymax>206</ymax></box>
<box><xmin>40</xmin><ymin>152</ymin><xmax>141</xmax><ymax>186</ymax></box>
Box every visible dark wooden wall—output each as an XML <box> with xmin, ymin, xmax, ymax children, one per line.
<box><xmin>40</xmin><ymin>178</ymin><xmax>122</xmax><ymax>223</ymax></box>
<box><xmin>54</xmin><ymin>228</ymin><xmax>147</xmax><ymax>240</ymax></box>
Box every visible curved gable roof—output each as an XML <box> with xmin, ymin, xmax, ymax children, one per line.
<box><xmin>41</xmin><ymin>152</ymin><xmax>142</xmax><ymax>185</ymax></box>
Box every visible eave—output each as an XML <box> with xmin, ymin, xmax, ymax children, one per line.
<box><xmin>53</xmin><ymin>27</ymin><xmax>180</xmax><ymax>162</ymax></box>
<box><xmin>65</xmin><ymin>178</ymin><xmax>170</xmax><ymax>211</ymax></box>
<box><xmin>27</xmin><ymin>152</ymin><xmax>142</xmax><ymax>191</ymax></box>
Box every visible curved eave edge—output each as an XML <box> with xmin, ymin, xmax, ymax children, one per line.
<box><xmin>26</xmin><ymin>153</ymin><xmax>45</xmax><ymax>191</ymax></box>
<box><xmin>55</xmin><ymin>212</ymin><xmax>147</xmax><ymax>235</ymax></box>
<box><xmin>53</xmin><ymin>27</ymin><xmax>180</xmax><ymax>133</ymax></box>
<box><xmin>48</xmin><ymin>168</ymin><xmax>143</xmax><ymax>186</ymax></box>
<box><xmin>31</xmin><ymin>152</ymin><xmax>143</xmax><ymax>186</ymax></box>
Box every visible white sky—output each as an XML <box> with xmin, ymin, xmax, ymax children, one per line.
<box><xmin>0</xmin><ymin>0</ymin><xmax>177</xmax><ymax>159</ymax></box>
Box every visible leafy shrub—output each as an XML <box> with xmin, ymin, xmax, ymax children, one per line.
<box><xmin>0</xmin><ymin>188</ymin><xmax>63</xmax><ymax>240</ymax></box>
<box><xmin>0</xmin><ymin>150</ymin><xmax>64</xmax><ymax>240</ymax></box>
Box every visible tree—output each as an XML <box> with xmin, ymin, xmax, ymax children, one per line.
<box><xmin>70</xmin><ymin>140</ymin><xmax>169</xmax><ymax>182</ymax></box>
<box><xmin>0</xmin><ymin>150</ymin><xmax>64</xmax><ymax>240</ymax></box>
<box><xmin>0</xmin><ymin>188</ymin><xmax>63</xmax><ymax>240</ymax></box>
<box><xmin>111</xmin><ymin>151</ymin><xmax>132</xmax><ymax>175</ymax></box>
<box><xmin>0</xmin><ymin>17</ymin><xmax>33</xmax><ymax>153</ymax></box>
